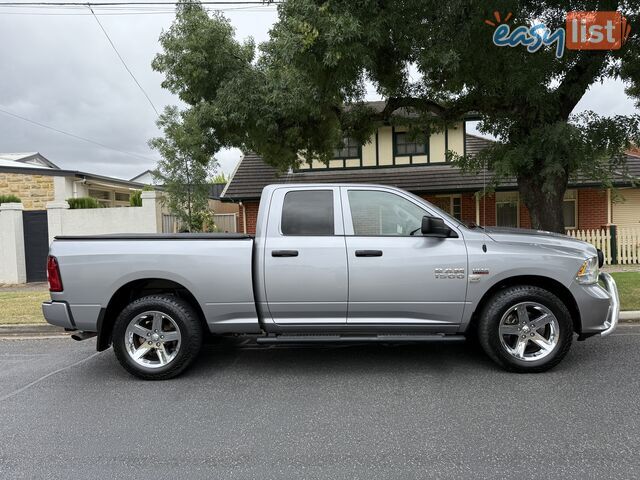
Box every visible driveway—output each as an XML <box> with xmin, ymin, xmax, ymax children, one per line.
<box><xmin>1</xmin><ymin>328</ymin><xmax>639</xmax><ymax>479</ymax></box>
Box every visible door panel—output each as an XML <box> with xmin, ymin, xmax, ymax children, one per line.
<box><xmin>342</xmin><ymin>188</ymin><xmax>468</xmax><ymax>326</ymax></box>
<box><xmin>264</xmin><ymin>187</ymin><xmax>348</xmax><ymax>325</ymax></box>
<box><xmin>345</xmin><ymin>236</ymin><xmax>467</xmax><ymax>324</ymax></box>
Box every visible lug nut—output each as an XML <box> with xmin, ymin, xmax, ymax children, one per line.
<box><xmin>148</xmin><ymin>341</ymin><xmax>152</xmax><ymax>345</ymax></box>
<box><xmin>160</xmin><ymin>336</ymin><xmax>164</xmax><ymax>339</ymax></box>
<box><xmin>156</xmin><ymin>343</ymin><xmax>160</xmax><ymax>347</ymax></box>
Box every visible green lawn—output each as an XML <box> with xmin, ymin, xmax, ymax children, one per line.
<box><xmin>0</xmin><ymin>273</ymin><xmax>638</xmax><ymax>325</ymax></box>
<box><xmin>610</xmin><ymin>272</ymin><xmax>640</xmax><ymax>312</ymax></box>
<box><xmin>0</xmin><ymin>291</ymin><xmax>49</xmax><ymax>325</ymax></box>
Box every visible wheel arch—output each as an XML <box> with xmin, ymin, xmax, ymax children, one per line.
<box><xmin>468</xmin><ymin>275</ymin><xmax>581</xmax><ymax>335</ymax></box>
<box><xmin>97</xmin><ymin>278</ymin><xmax>207</xmax><ymax>351</ymax></box>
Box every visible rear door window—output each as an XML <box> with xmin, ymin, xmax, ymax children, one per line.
<box><xmin>281</xmin><ymin>190</ymin><xmax>335</xmax><ymax>235</ymax></box>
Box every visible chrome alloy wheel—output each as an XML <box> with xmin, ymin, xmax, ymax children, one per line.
<box><xmin>125</xmin><ymin>311</ymin><xmax>181</xmax><ymax>369</ymax></box>
<box><xmin>498</xmin><ymin>302</ymin><xmax>560</xmax><ymax>362</ymax></box>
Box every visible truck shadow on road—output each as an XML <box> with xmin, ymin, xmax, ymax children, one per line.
<box><xmin>175</xmin><ymin>336</ymin><xmax>605</xmax><ymax>379</ymax></box>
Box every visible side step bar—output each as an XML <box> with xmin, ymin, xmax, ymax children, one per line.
<box><xmin>256</xmin><ymin>334</ymin><xmax>465</xmax><ymax>345</ymax></box>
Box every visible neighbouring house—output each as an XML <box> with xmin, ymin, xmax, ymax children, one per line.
<box><xmin>221</xmin><ymin>106</ymin><xmax>640</xmax><ymax>235</ymax></box>
<box><xmin>0</xmin><ymin>153</ymin><xmax>165</xmax><ymax>284</ymax></box>
<box><xmin>0</xmin><ymin>152</ymin><xmax>150</xmax><ymax>209</ymax></box>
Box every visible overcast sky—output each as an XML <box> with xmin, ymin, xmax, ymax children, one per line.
<box><xmin>0</xmin><ymin>2</ymin><xmax>637</xmax><ymax>181</ymax></box>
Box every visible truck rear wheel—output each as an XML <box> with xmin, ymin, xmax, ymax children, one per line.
<box><xmin>112</xmin><ymin>295</ymin><xmax>203</xmax><ymax>380</ymax></box>
<box><xmin>477</xmin><ymin>285</ymin><xmax>573</xmax><ymax>373</ymax></box>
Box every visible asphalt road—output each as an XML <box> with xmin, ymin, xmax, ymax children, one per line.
<box><xmin>1</xmin><ymin>328</ymin><xmax>640</xmax><ymax>480</ymax></box>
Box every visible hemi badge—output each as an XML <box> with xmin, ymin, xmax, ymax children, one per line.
<box><xmin>472</xmin><ymin>268</ymin><xmax>490</xmax><ymax>275</ymax></box>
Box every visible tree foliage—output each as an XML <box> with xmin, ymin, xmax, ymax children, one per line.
<box><xmin>153</xmin><ymin>0</ymin><xmax>640</xmax><ymax>232</ymax></box>
<box><xmin>149</xmin><ymin>106</ymin><xmax>216</xmax><ymax>232</ymax></box>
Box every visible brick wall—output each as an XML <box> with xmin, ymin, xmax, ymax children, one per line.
<box><xmin>0</xmin><ymin>173</ymin><xmax>55</xmax><ymax>210</ymax></box>
<box><xmin>238</xmin><ymin>201</ymin><xmax>260</xmax><ymax>234</ymax></box>
<box><xmin>577</xmin><ymin>188</ymin><xmax>608</xmax><ymax>229</ymax></box>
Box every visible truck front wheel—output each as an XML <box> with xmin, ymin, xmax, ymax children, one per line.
<box><xmin>112</xmin><ymin>295</ymin><xmax>203</xmax><ymax>380</ymax></box>
<box><xmin>477</xmin><ymin>285</ymin><xmax>573</xmax><ymax>373</ymax></box>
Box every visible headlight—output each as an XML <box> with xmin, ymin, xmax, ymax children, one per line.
<box><xmin>576</xmin><ymin>256</ymin><xmax>599</xmax><ymax>284</ymax></box>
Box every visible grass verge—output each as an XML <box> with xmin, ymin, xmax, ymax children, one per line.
<box><xmin>610</xmin><ymin>272</ymin><xmax>640</xmax><ymax>312</ymax></box>
<box><xmin>0</xmin><ymin>291</ymin><xmax>49</xmax><ymax>325</ymax></box>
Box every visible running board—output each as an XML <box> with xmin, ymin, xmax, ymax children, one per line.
<box><xmin>255</xmin><ymin>334</ymin><xmax>465</xmax><ymax>345</ymax></box>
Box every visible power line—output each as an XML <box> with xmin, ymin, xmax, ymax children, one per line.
<box><xmin>88</xmin><ymin>5</ymin><xmax>160</xmax><ymax>116</ymax></box>
<box><xmin>0</xmin><ymin>106</ymin><xmax>159</xmax><ymax>162</ymax></box>
<box><xmin>0</xmin><ymin>1</ymin><xmax>281</xmax><ymax>5</ymax></box>
<box><xmin>0</xmin><ymin>4</ymin><xmax>277</xmax><ymax>14</ymax></box>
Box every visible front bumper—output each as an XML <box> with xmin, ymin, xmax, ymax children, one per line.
<box><xmin>598</xmin><ymin>272</ymin><xmax>619</xmax><ymax>337</ymax></box>
<box><xmin>42</xmin><ymin>301</ymin><xmax>75</xmax><ymax>330</ymax></box>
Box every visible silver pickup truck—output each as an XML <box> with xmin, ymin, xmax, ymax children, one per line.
<box><xmin>43</xmin><ymin>184</ymin><xmax>619</xmax><ymax>379</ymax></box>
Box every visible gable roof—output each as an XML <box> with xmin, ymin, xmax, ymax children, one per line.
<box><xmin>222</xmin><ymin>134</ymin><xmax>640</xmax><ymax>201</ymax></box>
<box><xmin>130</xmin><ymin>169</ymin><xmax>154</xmax><ymax>182</ymax></box>
<box><xmin>0</xmin><ymin>152</ymin><xmax>59</xmax><ymax>169</ymax></box>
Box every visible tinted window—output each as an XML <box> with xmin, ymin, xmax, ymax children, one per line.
<box><xmin>281</xmin><ymin>190</ymin><xmax>334</xmax><ymax>235</ymax></box>
<box><xmin>348</xmin><ymin>190</ymin><xmax>427</xmax><ymax>236</ymax></box>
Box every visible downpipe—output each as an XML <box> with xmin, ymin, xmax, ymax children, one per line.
<box><xmin>71</xmin><ymin>331</ymin><xmax>98</xmax><ymax>342</ymax></box>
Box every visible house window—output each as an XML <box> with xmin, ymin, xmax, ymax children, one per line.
<box><xmin>433</xmin><ymin>195</ymin><xmax>462</xmax><ymax>220</ymax></box>
<box><xmin>88</xmin><ymin>189</ymin><xmax>112</xmax><ymax>207</ymax></box>
<box><xmin>563</xmin><ymin>189</ymin><xmax>577</xmax><ymax>229</ymax></box>
<box><xmin>496</xmin><ymin>192</ymin><xmax>519</xmax><ymax>227</ymax></box>
<box><xmin>394</xmin><ymin>131</ymin><xmax>427</xmax><ymax>156</ymax></box>
<box><xmin>333</xmin><ymin>137</ymin><xmax>360</xmax><ymax>159</ymax></box>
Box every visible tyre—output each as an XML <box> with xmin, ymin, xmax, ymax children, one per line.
<box><xmin>112</xmin><ymin>295</ymin><xmax>203</xmax><ymax>380</ymax></box>
<box><xmin>477</xmin><ymin>285</ymin><xmax>573</xmax><ymax>373</ymax></box>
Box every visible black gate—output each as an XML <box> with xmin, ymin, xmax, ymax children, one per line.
<box><xmin>22</xmin><ymin>210</ymin><xmax>49</xmax><ymax>283</ymax></box>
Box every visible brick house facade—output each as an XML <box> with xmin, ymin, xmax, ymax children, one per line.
<box><xmin>0</xmin><ymin>173</ymin><xmax>55</xmax><ymax>209</ymax></box>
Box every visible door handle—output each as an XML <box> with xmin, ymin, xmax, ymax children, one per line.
<box><xmin>355</xmin><ymin>250</ymin><xmax>383</xmax><ymax>257</ymax></box>
<box><xmin>272</xmin><ymin>250</ymin><xmax>299</xmax><ymax>257</ymax></box>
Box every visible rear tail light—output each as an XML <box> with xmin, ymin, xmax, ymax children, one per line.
<box><xmin>47</xmin><ymin>256</ymin><xmax>63</xmax><ymax>292</ymax></box>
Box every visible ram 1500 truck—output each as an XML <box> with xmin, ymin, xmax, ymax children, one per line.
<box><xmin>42</xmin><ymin>184</ymin><xmax>619</xmax><ymax>379</ymax></box>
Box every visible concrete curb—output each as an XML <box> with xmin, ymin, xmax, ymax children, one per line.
<box><xmin>0</xmin><ymin>324</ymin><xmax>68</xmax><ymax>338</ymax></box>
<box><xmin>620</xmin><ymin>311</ymin><xmax>640</xmax><ymax>322</ymax></box>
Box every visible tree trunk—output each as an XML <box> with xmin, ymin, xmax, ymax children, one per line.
<box><xmin>517</xmin><ymin>173</ymin><xmax>568</xmax><ymax>233</ymax></box>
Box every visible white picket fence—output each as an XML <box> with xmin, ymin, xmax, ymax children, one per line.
<box><xmin>617</xmin><ymin>227</ymin><xmax>640</xmax><ymax>265</ymax></box>
<box><xmin>566</xmin><ymin>227</ymin><xmax>640</xmax><ymax>265</ymax></box>
<box><xmin>566</xmin><ymin>228</ymin><xmax>612</xmax><ymax>264</ymax></box>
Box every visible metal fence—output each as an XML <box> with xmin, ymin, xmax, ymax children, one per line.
<box><xmin>567</xmin><ymin>226</ymin><xmax>640</xmax><ymax>265</ymax></box>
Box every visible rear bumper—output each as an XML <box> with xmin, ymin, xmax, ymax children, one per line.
<box><xmin>598</xmin><ymin>272</ymin><xmax>619</xmax><ymax>337</ymax></box>
<box><xmin>42</xmin><ymin>301</ymin><xmax>75</xmax><ymax>330</ymax></box>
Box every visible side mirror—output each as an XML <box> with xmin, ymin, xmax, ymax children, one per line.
<box><xmin>421</xmin><ymin>216</ymin><xmax>457</xmax><ymax>238</ymax></box>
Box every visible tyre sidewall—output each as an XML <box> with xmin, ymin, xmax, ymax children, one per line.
<box><xmin>113</xmin><ymin>295</ymin><xmax>203</xmax><ymax>379</ymax></box>
<box><xmin>480</xmin><ymin>286</ymin><xmax>573</xmax><ymax>371</ymax></box>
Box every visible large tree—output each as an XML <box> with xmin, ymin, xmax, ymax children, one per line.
<box><xmin>153</xmin><ymin>0</ymin><xmax>640</xmax><ymax>232</ymax></box>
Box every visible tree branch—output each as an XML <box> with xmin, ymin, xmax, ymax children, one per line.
<box><xmin>555</xmin><ymin>53</ymin><xmax>608</xmax><ymax>119</ymax></box>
